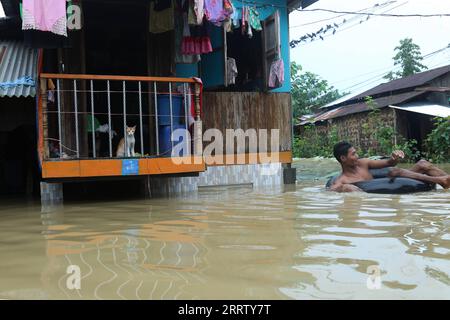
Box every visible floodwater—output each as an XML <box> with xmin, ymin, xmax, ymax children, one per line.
<box><xmin>0</xmin><ymin>159</ymin><xmax>449</xmax><ymax>300</ymax></box>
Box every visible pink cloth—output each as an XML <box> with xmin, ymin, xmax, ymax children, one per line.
<box><xmin>204</xmin><ymin>0</ymin><xmax>232</xmax><ymax>25</ymax></box>
<box><xmin>22</xmin><ymin>0</ymin><xmax>67</xmax><ymax>36</ymax></box>
<box><xmin>269</xmin><ymin>59</ymin><xmax>285</xmax><ymax>88</ymax></box>
<box><xmin>181</xmin><ymin>36</ymin><xmax>212</xmax><ymax>55</ymax></box>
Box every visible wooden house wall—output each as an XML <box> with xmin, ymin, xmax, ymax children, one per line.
<box><xmin>202</xmin><ymin>92</ymin><xmax>292</xmax><ymax>153</ymax></box>
<box><xmin>301</xmin><ymin>108</ymin><xmax>396</xmax><ymax>154</ymax></box>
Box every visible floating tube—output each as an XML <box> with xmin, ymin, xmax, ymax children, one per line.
<box><xmin>326</xmin><ymin>167</ymin><xmax>435</xmax><ymax>194</ymax></box>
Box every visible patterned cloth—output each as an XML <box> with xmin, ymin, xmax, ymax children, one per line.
<box><xmin>231</xmin><ymin>2</ymin><xmax>240</xmax><ymax>28</ymax></box>
<box><xmin>194</xmin><ymin>0</ymin><xmax>205</xmax><ymax>25</ymax></box>
<box><xmin>268</xmin><ymin>59</ymin><xmax>284</xmax><ymax>88</ymax></box>
<box><xmin>22</xmin><ymin>0</ymin><xmax>67</xmax><ymax>36</ymax></box>
<box><xmin>204</xmin><ymin>0</ymin><xmax>233</xmax><ymax>25</ymax></box>
<box><xmin>226</xmin><ymin>58</ymin><xmax>238</xmax><ymax>85</ymax></box>
<box><xmin>248</xmin><ymin>7</ymin><xmax>262</xmax><ymax>31</ymax></box>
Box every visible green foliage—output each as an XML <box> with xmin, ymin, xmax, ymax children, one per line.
<box><xmin>293</xmin><ymin>125</ymin><xmax>340</xmax><ymax>158</ymax></box>
<box><xmin>384</xmin><ymin>38</ymin><xmax>427</xmax><ymax>80</ymax></box>
<box><xmin>294</xmin><ymin>95</ymin><xmax>421</xmax><ymax>161</ymax></box>
<box><xmin>360</xmin><ymin>96</ymin><xmax>419</xmax><ymax>161</ymax></box>
<box><xmin>395</xmin><ymin>139</ymin><xmax>421</xmax><ymax>161</ymax></box>
<box><xmin>425</xmin><ymin>116</ymin><xmax>450</xmax><ymax>163</ymax></box>
<box><xmin>291</xmin><ymin>62</ymin><xmax>347</xmax><ymax>119</ymax></box>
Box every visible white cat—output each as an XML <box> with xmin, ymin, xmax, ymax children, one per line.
<box><xmin>116</xmin><ymin>125</ymin><xmax>136</xmax><ymax>157</ymax></box>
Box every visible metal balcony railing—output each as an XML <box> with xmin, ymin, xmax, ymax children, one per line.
<box><xmin>38</xmin><ymin>74</ymin><xmax>203</xmax><ymax>161</ymax></box>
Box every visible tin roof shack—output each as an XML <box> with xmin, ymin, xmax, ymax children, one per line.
<box><xmin>0</xmin><ymin>39</ymin><xmax>40</xmax><ymax>196</ymax></box>
<box><xmin>1</xmin><ymin>0</ymin><xmax>318</xmax><ymax>201</ymax></box>
<box><xmin>296</xmin><ymin>65</ymin><xmax>450</xmax><ymax>156</ymax></box>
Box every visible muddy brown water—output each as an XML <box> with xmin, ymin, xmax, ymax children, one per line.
<box><xmin>0</xmin><ymin>159</ymin><xmax>449</xmax><ymax>299</ymax></box>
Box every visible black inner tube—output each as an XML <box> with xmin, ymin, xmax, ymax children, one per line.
<box><xmin>326</xmin><ymin>167</ymin><xmax>435</xmax><ymax>194</ymax></box>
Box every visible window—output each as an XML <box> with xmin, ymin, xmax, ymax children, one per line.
<box><xmin>201</xmin><ymin>10</ymin><xmax>281</xmax><ymax>92</ymax></box>
<box><xmin>262</xmin><ymin>11</ymin><xmax>281</xmax><ymax>90</ymax></box>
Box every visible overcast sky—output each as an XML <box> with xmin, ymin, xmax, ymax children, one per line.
<box><xmin>289</xmin><ymin>0</ymin><xmax>450</xmax><ymax>94</ymax></box>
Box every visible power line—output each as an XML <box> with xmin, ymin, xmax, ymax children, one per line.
<box><xmin>315</xmin><ymin>1</ymin><xmax>408</xmax><ymax>42</ymax></box>
<box><xmin>289</xmin><ymin>2</ymin><xmax>393</xmax><ymax>28</ymax></box>
<box><xmin>290</xmin><ymin>1</ymin><xmax>407</xmax><ymax>47</ymax></box>
<box><xmin>332</xmin><ymin>44</ymin><xmax>450</xmax><ymax>93</ymax></box>
<box><xmin>296</xmin><ymin>7</ymin><xmax>450</xmax><ymax>18</ymax></box>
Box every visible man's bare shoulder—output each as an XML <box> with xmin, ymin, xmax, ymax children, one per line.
<box><xmin>357</xmin><ymin>158</ymin><xmax>370</xmax><ymax>167</ymax></box>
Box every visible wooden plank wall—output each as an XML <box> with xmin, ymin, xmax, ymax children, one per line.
<box><xmin>202</xmin><ymin>92</ymin><xmax>292</xmax><ymax>152</ymax></box>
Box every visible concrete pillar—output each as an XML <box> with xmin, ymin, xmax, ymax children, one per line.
<box><xmin>283</xmin><ymin>163</ymin><xmax>297</xmax><ymax>185</ymax></box>
<box><xmin>40</xmin><ymin>181</ymin><xmax>63</xmax><ymax>204</ymax></box>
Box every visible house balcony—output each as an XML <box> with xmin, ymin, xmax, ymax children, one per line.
<box><xmin>38</xmin><ymin>73</ymin><xmax>205</xmax><ymax>179</ymax></box>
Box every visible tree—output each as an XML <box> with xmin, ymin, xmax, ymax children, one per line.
<box><xmin>291</xmin><ymin>62</ymin><xmax>346</xmax><ymax>120</ymax></box>
<box><xmin>384</xmin><ymin>38</ymin><xmax>427</xmax><ymax>80</ymax></box>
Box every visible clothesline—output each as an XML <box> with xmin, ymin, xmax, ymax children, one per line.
<box><xmin>237</xmin><ymin>0</ymin><xmax>286</xmax><ymax>10</ymax></box>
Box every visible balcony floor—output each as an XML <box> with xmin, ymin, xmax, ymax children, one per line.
<box><xmin>42</xmin><ymin>156</ymin><xmax>206</xmax><ymax>179</ymax></box>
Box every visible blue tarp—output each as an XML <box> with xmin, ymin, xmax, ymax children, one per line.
<box><xmin>0</xmin><ymin>76</ymin><xmax>35</xmax><ymax>89</ymax></box>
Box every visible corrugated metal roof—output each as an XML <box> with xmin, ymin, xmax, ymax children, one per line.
<box><xmin>323</xmin><ymin>65</ymin><xmax>450</xmax><ymax>110</ymax></box>
<box><xmin>300</xmin><ymin>91</ymin><xmax>424</xmax><ymax>125</ymax></box>
<box><xmin>0</xmin><ymin>40</ymin><xmax>38</xmax><ymax>98</ymax></box>
<box><xmin>321</xmin><ymin>87</ymin><xmax>370</xmax><ymax>109</ymax></box>
<box><xmin>389</xmin><ymin>102</ymin><xmax>450</xmax><ymax>118</ymax></box>
<box><xmin>353</xmin><ymin>65</ymin><xmax>450</xmax><ymax>100</ymax></box>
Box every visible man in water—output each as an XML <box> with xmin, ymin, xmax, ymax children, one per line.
<box><xmin>329</xmin><ymin>141</ymin><xmax>450</xmax><ymax>192</ymax></box>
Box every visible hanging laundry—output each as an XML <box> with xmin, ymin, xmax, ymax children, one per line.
<box><xmin>175</xmin><ymin>12</ymin><xmax>201</xmax><ymax>63</ymax></box>
<box><xmin>231</xmin><ymin>2</ymin><xmax>240</xmax><ymax>28</ymax></box>
<box><xmin>22</xmin><ymin>0</ymin><xmax>68</xmax><ymax>36</ymax></box>
<box><xmin>221</xmin><ymin>1</ymin><xmax>234</xmax><ymax>32</ymax></box>
<box><xmin>176</xmin><ymin>78</ymin><xmax>203</xmax><ymax>127</ymax></box>
<box><xmin>204</xmin><ymin>0</ymin><xmax>233</xmax><ymax>26</ymax></box>
<box><xmin>247</xmin><ymin>20</ymin><xmax>253</xmax><ymax>38</ymax></box>
<box><xmin>188</xmin><ymin>0</ymin><xmax>199</xmax><ymax>25</ymax></box>
<box><xmin>177</xmin><ymin>0</ymin><xmax>199</xmax><ymax>25</ymax></box>
<box><xmin>194</xmin><ymin>0</ymin><xmax>205</xmax><ymax>25</ymax></box>
<box><xmin>182</xmin><ymin>24</ymin><xmax>212</xmax><ymax>55</ymax></box>
<box><xmin>226</xmin><ymin>58</ymin><xmax>238</xmax><ymax>85</ymax></box>
<box><xmin>248</xmin><ymin>7</ymin><xmax>262</xmax><ymax>31</ymax></box>
<box><xmin>241</xmin><ymin>6</ymin><xmax>248</xmax><ymax>35</ymax></box>
<box><xmin>175</xmin><ymin>83</ymin><xmax>197</xmax><ymax>127</ymax></box>
<box><xmin>47</xmin><ymin>79</ymin><xmax>56</xmax><ymax>103</ymax></box>
<box><xmin>224</xmin><ymin>18</ymin><xmax>232</xmax><ymax>32</ymax></box>
<box><xmin>149</xmin><ymin>0</ymin><xmax>175</xmax><ymax>34</ymax></box>
<box><xmin>223</xmin><ymin>0</ymin><xmax>234</xmax><ymax>16</ymax></box>
<box><xmin>268</xmin><ymin>58</ymin><xmax>285</xmax><ymax>88</ymax></box>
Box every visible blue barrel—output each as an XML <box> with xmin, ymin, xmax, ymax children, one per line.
<box><xmin>156</xmin><ymin>94</ymin><xmax>184</xmax><ymax>126</ymax></box>
<box><xmin>158</xmin><ymin>124</ymin><xmax>189</xmax><ymax>157</ymax></box>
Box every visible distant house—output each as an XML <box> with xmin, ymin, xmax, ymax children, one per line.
<box><xmin>296</xmin><ymin>65</ymin><xmax>450</xmax><ymax>153</ymax></box>
<box><xmin>0</xmin><ymin>0</ymin><xmax>319</xmax><ymax>201</ymax></box>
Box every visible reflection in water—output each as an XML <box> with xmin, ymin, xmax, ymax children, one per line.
<box><xmin>0</xmin><ymin>159</ymin><xmax>449</xmax><ymax>299</ymax></box>
<box><xmin>39</xmin><ymin>205</ymin><xmax>211</xmax><ymax>300</ymax></box>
